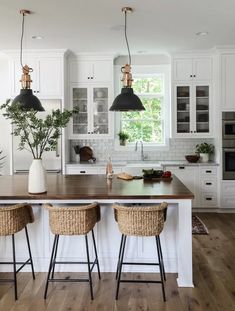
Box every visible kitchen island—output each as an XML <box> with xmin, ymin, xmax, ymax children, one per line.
<box><xmin>0</xmin><ymin>174</ymin><xmax>194</xmax><ymax>287</ymax></box>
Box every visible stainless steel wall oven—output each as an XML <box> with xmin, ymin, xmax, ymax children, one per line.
<box><xmin>222</xmin><ymin>112</ymin><xmax>235</xmax><ymax>179</ymax></box>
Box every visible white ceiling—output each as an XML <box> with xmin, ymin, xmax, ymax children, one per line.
<box><xmin>0</xmin><ymin>0</ymin><xmax>235</xmax><ymax>55</ymax></box>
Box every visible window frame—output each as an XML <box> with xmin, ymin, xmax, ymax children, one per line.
<box><xmin>114</xmin><ymin>64</ymin><xmax>171</xmax><ymax>151</ymax></box>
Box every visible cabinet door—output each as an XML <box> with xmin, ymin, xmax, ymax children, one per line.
<box><xmin>69</xmin><ymin>61</ymin><xmax>91</xmax><ymax>83</ymax></box>
<box><xmin>173</xmin><ymin>59</ymin><xmax>193</xmax><ymax>81</ymax></box>
<box><xmin>92</xmin><ymin>61</ymin><xmax>112</xmax><ymax>82</ymax></box>
<box><xmin>37</xmin><ymin>57</ymin><xmax>62</xmax><ymax>98</ymax></box>
<box><xmin>175</xmin><ymin>85</ymin><xmax>192</xmax><ymax>134</ymax></box>
<box><xmin>166</xmin><ymin>166</ymin><xmax>199</xmax><ymax>207</ymax></box>
<box><xmin>195</xmin><ymin>84</ymin><xmax>210</xmax><ymax>134</ymax></box>
<box><xmin>193</xmin><ymin>58</ymin><xmax>212</xmax><ymax>81</ymax></box>
<box><xmin>71</xmin><ymin>85</ymin><xmax>89</xmax><ymax>135</ymax></box>
<box><xmin>91</xmin><ymin>87</ymin><xmax>109</xmax><ymax>135</ymax></box>
<box><xmin>221</xmin><ymin>54</ymin><xmax>235</xmax><ymax>111</ymax></box>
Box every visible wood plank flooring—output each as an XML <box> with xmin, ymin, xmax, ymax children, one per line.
<box><xmin>0</xmin><ymin>213</ymin><xmax>235</xmax><ymax>311</ymax></box>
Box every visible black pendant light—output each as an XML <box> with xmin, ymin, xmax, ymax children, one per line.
<box><xmin>110</xmin><ymin>7</ymin><xmax>145</xmax><ymax>111</ymax></box>
<box><xmin>12</xmin><ymin>10</ymin><xmax>44</xmax><ymax>111</ymax></box>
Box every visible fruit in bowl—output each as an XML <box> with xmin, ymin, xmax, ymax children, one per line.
<box><xmin>185</xmin><ymin>154</ymin><xmax>200</xmax><ymax>163</ymax></box>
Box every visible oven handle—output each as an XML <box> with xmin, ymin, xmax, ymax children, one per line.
<box><xmin>223</xmin><ymin>148</ymin><xmax>235</xmax><ymax>152</ymax></box>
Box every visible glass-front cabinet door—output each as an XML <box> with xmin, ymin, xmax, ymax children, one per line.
<box><xmin>72</xmin><ymin>87</ymin><xmax>88</xmax><ymax>135</ymax></box>
<box><xmin>176</xmin><ymin>86</ymin><xmax>191</xmax><ymax>134</ymax></box>
<box><xmin>70</xmin><ymin>84</ymin><xmax>112</xmax><ymax>138</ymax></box>
<box><xmin>92</xmin><ymin>87</ymin><xmax>109</xmax><ymax>134</ymax></box>
<box><xmin>174</xmin><ymin>84</ymin><xmax>211</xmax><ymax>137</ymax></box>
<box><xmin>195</xmin><ymin>85</ymin><xmax>209</xmax><ymax>133</ymax></box>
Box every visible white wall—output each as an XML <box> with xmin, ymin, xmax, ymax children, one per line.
<box><xmin>0</xmin><ymin>53</ymin><xmax>11</xmax><ymax>175</ymax></box>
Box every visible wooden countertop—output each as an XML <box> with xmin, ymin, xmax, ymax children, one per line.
<box><xmin>0</xmin><ymin>174</ymin><xmax>194</xmax><ymax>200</ymax></box>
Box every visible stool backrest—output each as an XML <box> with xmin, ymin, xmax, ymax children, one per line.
<box><xmin>0</xmin><ymin>204</ymin><xmax>34</xmax><ymax>236</ymax></box>
<box><xmin>44</xmin><ymin>203</ymin><xmax>100</xmax><ymax>235</ymax></box>
<box><xmin>112</xmin><ymin>202</ymin><xmax>168</xmax><ymax>236</ymax></box>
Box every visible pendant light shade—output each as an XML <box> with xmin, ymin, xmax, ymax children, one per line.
<box><xmin>12</xmin><ymin>10</ymin><xmax>44</xmax><ymax>111</ymax></box>
<box><xmin>109</xmin><ymin>7</ymin><xmax>145</xmax><ymax>112</ymax></box>
<box><xmin>110</xmin><ymin>87</ymin><xmax>145</xmax><ymax>111</ymax></box>
<box><xmin>12</xmin><ymin>89</ymin><xmax>44</xmax><ymax>111</ymax></box>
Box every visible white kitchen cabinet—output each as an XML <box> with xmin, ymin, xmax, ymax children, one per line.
<box><xmin>9</xmin><ymin>56</ymin><xmax>63</xmax><ymax>99</ymax></box>
<box><xmin>66</xmin><ymin>165</ymin><xmax>99</xmax><ymax>175</ymax></box>
<box><xmin>173</xmin><ymin>57</ymin><xmax>212</xmax><ymax>82</ymax></box>
<box><xmin>68</xmin><ymin>55</ymin><xmax>114</xmax><ymax>139</ymax></box>
<box><xmin>173</xmin><ymin>83</ymin><xmax>212</xmax><ymax>137</ymax></box>
<box><xmin>221</xmin><ymin>181</ymin><xmax>235</xmax><ymax>208</ymax></box>
<box><xmin>221</xmin><ymin>53</ymin><xmax>235</xmax><ymax>111</ymax></box>
<box><xmin>165</xmin><ymin>166</ymin><xmax>200</xmax><ymax>207</ymax></box>
<box><xmin>69</xmin><ymin>60</ymin><xmax>112</xmax><ymax>83</ymax></box>
<box><xmin>165</xmin><ymin>165</ymin><xmax>218</xmax><ymax>208</ymax></box>
<box><xmin>69</xmin><ymin>83</ymin><xmax>113</xmax><ymax>138</ymax></box>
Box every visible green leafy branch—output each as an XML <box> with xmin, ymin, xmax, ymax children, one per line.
<box><xmin>0</xmin><ymin>100</ymin><xmax>78</xmax><ymax>159</ymax></box>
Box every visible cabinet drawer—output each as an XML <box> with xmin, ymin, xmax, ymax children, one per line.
<box><xmin>201</xmin><ymin>193</ymin><xmax>218</xmax><ymax>207</ymax></box>
<box><xmin>201</xmin><ymin>179</ymin><xmax>217</xmax><ymax>192</ymax></box>
<box><xmin>66</xmin><ymin>167</ymin><xmax>99</xmax><ymax>175</ymax></box>
<box><xmin>221</xmin><ymin>197</ymin><xmax>235</xmax><ymax>208</ymax></box>
<box><xmin>200</xmin><ymin>167</ymin><xmax>217</xmax><ymax>176</ymax></box>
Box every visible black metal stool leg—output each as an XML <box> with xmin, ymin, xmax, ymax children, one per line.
<box><xmin>156</xmin><ymin>236</ymin><xmax>166</xmax><ymax>281</ymax></box>
<box><xmin>91</xmin><ymin>229</ymin><xmax>101</xmax><ymax>279</ymax></box>
<box><xmin>155</xmin><ymin>236</ymin><xmax>166</xmax><ymax>301</ymax></box>
<box><xmin>44</xmin><ymin>235</ymin><xmax>58</xmax><ymax>299</ymax></box>
<box><xmin>115</xmin><ymin>234</ymin><xmax>124</xmax><ymax>280</ymax></box>
<box><xmin>51</xmin><ymin>235</ymin><xmax>60</xmax><ymax>279</ymax></box>
<box><xmin>85</xmin><ymin>234</ymin><xmax>94</xmax><ymax>300</ymax></box>
<box><xmin>115</xmin><ymin>235</ymin><xmax>126</xmax><ymax>300</ymax></box>
<box><xmin>12</xmin><ymin>234</ymin><xmax>17</xmax><ymax>300</ymax></box>
<box><xmin>25</xmin><ymin>226</ymin><xmax>35</xmax><ymax>280</ymax></box>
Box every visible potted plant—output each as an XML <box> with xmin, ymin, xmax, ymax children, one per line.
<box><xmin>195</xmin><ymin>142</ymin><xmax>215</xmax><ymax>163</ymax></box>
<box><xmin>118</xmin><ymin>131</ymin><xmax>129</xmax><ymax>146</ymax></box>
<box><xmin>0</xmin><ymin>100</ymin><xmax>76</xmax><ymax>193</ymax></box>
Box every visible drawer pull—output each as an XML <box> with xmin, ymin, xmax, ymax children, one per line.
<box><xmin>206</xmin><ymin>182</ymin><xmax>212</xmax><ymax>185</ymax></box>
<box><xmin>206</xmin><ymin>170</ymin><xmax>212</xmax><ymax>173</ymax></box>
<box><xmin>206</xmin><ymin>197</ymin><xmax>212</xmax><ymax>201</ymax></box>
<box><xmin>179</xmin><ymin>166</ymin><xmax>185</xmax><ymax>169</ymax></box>
<box><xmin>80</xmin><ymin>171</ymin><xmax>86</xmax><ymax>173</ymax></box>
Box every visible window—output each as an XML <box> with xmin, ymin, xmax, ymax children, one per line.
<box><xmin>117</xmin><ymin>65</ymin><xmax>170</xmax><ymax>147</ymax></box>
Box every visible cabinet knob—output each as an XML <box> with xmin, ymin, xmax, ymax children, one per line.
<box><xmin>88</xmin><ymin>77</ymin><xmax>90</xmax><ymax>79</ymax></box>
<box><xmin>91</xmin><ymin>77</ymin><xmax>94</xmax><ymax>79</ymax></box>
<box><xmin>190</xmin><ymin>130</ymin><xmax>193</xmax><ymax>133</ymax></box>
<box><xmin>193</xmin><ymin>75</ymin><xmax>196</xmax><ymax>77</ymax></box>
<box><xmin>190</xmin><ymin>75</ymin><xmax>193</xmax><ymax>77</ymax></box>
<box><xmin>194</xmin><ymin>131</ymin><xmax>196</xmax><ymax>133</ymax></box>
<box><xmin>37</xmin><ymin>91</ymin><xmax>39</xmax><ymax>93</ymax></box>
<box><xmin>206</xmin><ymin>170</ymin><xmax>212</xmax><ymax>173</ymax></box>
<box><xmin>88</xmin><ymin>131</ymin><xmax>90</xmax><ymax>134</ymax></box>
<box><xmin>206</xmin><ymin>197</ymin><xmax>212</xmax><ymax>201</ymax></box>
<box><xmin>80</xmin><ymin>171</ymin><xmax>86</xmax><ymax>174</ymax></box>
<box><xmin>179</xmin><ymin>166</ymin><xmax>185</xmax><ymax>169</ymax></box>
<box><xmin>206</xmin><ymin>182</ymin><xmax>212</xmax><ymax>185</ymax></box>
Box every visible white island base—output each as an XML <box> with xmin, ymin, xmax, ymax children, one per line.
<box><xmin>0</xmin><ymin>199</ymin><xmax>193</xmax><ymax>288</ymax></box>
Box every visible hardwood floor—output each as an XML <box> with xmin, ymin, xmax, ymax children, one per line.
<box><xmin>0</xmin><ymin>213</ymin><xmax>235</xmax><ymax>311</ymax></box>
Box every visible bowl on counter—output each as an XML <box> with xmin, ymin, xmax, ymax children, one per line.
<box><xmin>185</xmin><ymin>155</ymin><xmax>200</xmax><ymax>163</ymax></box>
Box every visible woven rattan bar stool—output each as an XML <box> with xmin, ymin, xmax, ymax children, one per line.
<box><xmin>43</xmin><ymin>203</ymin><xmax>101</xmax><ymax>300</ymax></box>
<box><xmin>0</xmin><ymin>204</ymin><xmax>35</xmax><ymax>300</ymax></box>
<box><xmin>113</xmin><ymin>202</ymin><xmax>168</xmax><ymax>301</ymax></box>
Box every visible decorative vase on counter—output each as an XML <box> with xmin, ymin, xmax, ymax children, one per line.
<box><xmin>28</xmin><ymin>159</ymin><xmax>47</xmax><ymax>194</ymax></box>
<box><xmin>199</xmin><ymin>153</ymin><xmax>209</xmax><ymax>163</ymax></box>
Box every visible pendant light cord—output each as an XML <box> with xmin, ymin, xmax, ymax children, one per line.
<box><xmin>124</xmin><ymin>10</ymin><xmax>131</xmax><ymax>66</ymax></box>
<box><xmin>20</xmin><ymin>12</ymin><xmax>25</xmax><ymax>68</ymax></box>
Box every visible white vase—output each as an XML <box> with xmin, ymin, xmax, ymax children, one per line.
<box><xmin>28</xmin><ymin>159</ymin><xmax>47</xmax><ymax>194</ymax></box>
<box><xmin>200</xmin><ymin>153</ymin><xmax>209</xmax><ymax>163</ymax></box>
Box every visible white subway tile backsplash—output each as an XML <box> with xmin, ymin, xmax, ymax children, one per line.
<box><xmin>69</xmin><ymin>138</ymin><xmax>214</xmax><ymax>162</ymax></box>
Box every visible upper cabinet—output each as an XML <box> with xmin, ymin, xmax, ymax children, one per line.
<box><xmin>7</xmin><ymin>50</ymin><xmax>66</xmax><ymax>99</ymax></box>
<box><xmin>221</xmin><ymin>52</ymin><xmax>235</xmax><ymax>111</ymax></box>
<box><xmin>69</xmin><ymin>60</ymin><xmax>113</xmax><ymax>83</ymax></box>
<box><xmin>173</xmin><ymin>57</ymin><xmax>212</xmax><ymax>81</ymax></box>
<box><xmin>68</xmin><ymin>55</ymin><xmax>114</xmax><ymax>139</ymax></box>
<box><xmin>172</xmin><ymin>55</ymin><xmax>213</xmax><ymax>138</ymax></box>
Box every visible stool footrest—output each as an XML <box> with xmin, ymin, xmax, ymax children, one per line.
<box><xmin>120</xmin><ymin>279</ymin><xmax>162</xmax><ymax>284</ymax></box>
<box><xmin>122</xmin><ymin>262</ymin><xmax>159</xmax><ymax>266</ymax></box>
<box><xmin>48</xmin><ymin>278</ymin><xmax>89</xmax><ymax>283</ymax></box>
<box><xmin>0</xmin><ymin>258</ymin><xmax>31</xmax><ymax>274</ymax></box>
